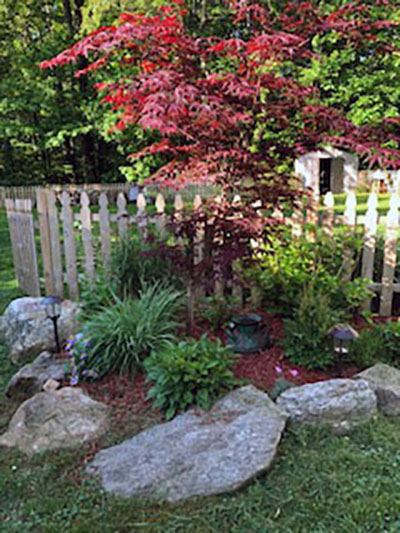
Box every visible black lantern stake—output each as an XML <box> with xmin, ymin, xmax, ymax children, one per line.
<box><xmin>328</xmin><ymin>323</ymin><xmax>359</xmax><ymax>376</ymax></box>
<box><xmin>42</xmin><ymin>296</ymin><xmax>63</xmax><ymax>353</ymax></box>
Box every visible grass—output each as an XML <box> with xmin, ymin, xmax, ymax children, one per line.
<box><xmin>0</xmin><ymin>209</ymin><xmax>24</xmax><ymax>313</ymax></box>
<box><xmin>2</xmin><ymin>202</ymin><xmax>400</xmax><ymax>531</ymax></box>
<box><xmin>1</xmin><ymin>365</ymin><xmax>400</xmax><ymax>533</ymax></box>
<box><xmin>322</xmin><ymin>192</ymin><xmax>392</xmax><ymax>217</ymax></box>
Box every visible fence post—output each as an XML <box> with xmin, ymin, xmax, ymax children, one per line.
<box><xmin>36</xmin><ymin>189</ymin><xmax>63</xmax><ymax>297</ymax></box>
<box><xmin>380</xmin><ymin>194</ymin><xmax>399</xmax><ymax>316</ymax></box>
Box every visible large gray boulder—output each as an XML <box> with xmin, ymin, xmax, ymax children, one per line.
<box><xmin>0</xmin><ymin>387</ymin><xmax>109</xmax><ymax>455</ymax></box>
<box><xmin>354</xmin><ymin>363</ymin><xmax>400</xmax><ymax>416</ymax></box>
<box><xmin>5</xmin><ymin>351</ymin><xmax>65</xmax><ymax>401</ymax></box>
<box><xmin>87</xmin><ymin>385</ymin><xmax>288</xmax><ymax>503</ymax></box>
<box><xmin>0</xmin><ymin>297</ymin><xmax>80</xmax><ymax>362</ymax></box>
<box><xmin>276</xmin><ymin>378</ymin><xmax>377</xmax><ymax>434</ymax></box>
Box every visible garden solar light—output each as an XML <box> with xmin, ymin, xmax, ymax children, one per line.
<box><xmin>328</xmin><ymin>323</ymin><xmax>359</xmax><ymax>374</ymax></box>
<box><xmin>42</xmin><ymin>296</ymin><xmax>63</xmax><ymax>354</ymax></box>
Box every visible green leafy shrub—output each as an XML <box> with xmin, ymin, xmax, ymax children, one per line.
<box><xmin>78</xmin><ymin>234</ymin><xmax>184</xmax><ymax>320</ymax></box>
<box><xmin>81</xmin><ymin>283</ymin><xmax>184</xmax><ymax>376</ymax></box>
<box><xmin>247</xmin><ymin>229</ymin><xmax>370</xmax><ymax>317</ymax></box>
<box><xmin>144</xmin><ymin>335</ymin><xmax>237</xmax><ymax>419</ymax></box>
<box><xmin>350</xmin><ymin>321</ymin><xmax>400</xmax><ymax>369</ymax></box>
<box><xmin>196</xmin><ymin>293</ymin><xmax>242</xmax><ymax>330</ymax></box>
<box><xmin>78</xmin><ymin>272</ymin><xmax>117</xmax><ymax>321</ymax></box>
<box><xmin>283</xmin><ymin>288</ymin><xmax>344</xmax><ymax>369</ymax></box>
<box><xmin>110</xmin><ymin>233</ymin><xmax>184</xmax><ymax>298</ymax></box>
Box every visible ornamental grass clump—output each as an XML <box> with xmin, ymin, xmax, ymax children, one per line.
<box><xmin>81</xmin><ymin>283</ymin><xmax>184</xmax><ymax>376</ymax></box>
<box><xmin>144</xmin><ymin>335</ymin><xmax>238</xmax><ymax>420</ymax></box>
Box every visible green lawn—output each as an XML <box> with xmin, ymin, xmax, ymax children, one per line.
<box><xmin>323</xmin><ymin>193</ymin><xmax>392</xmax><ymax>217</ymax></box>
<box><xmin>2</xmin><ymin>204</ymin><xmax>400</xmax><ymax>531</ymax></box>
<box><xmin>0</xmin><ymin>209</ymin><xmax>23</xmax><ymax>313</ymax></box>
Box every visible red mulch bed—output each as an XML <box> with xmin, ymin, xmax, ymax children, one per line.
<box><xmin>72</xmin><ymin>310</ymin><xmax>379</xmax><ymax>422</ymax></box>
<box><xmin>59</xmin><ymin>312</ymin><xmax>400</xmax><ymax>450</ymax></box>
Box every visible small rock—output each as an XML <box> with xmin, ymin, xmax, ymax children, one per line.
<box><xmin>0</xmin><ymin>387</ymin><xmax>109</xmax><ymax>455</ymax></box>
<box><xmin>5</xmin><ymin>351</ymin><xmax>65</xmax><ymax>401</ymax></box>
<box><xmin>276</xmin><ymin>378</ymin><xmax>377</xmax><ymax>434</ymax></box>
<box><xmin>87</xmin><ymin>385</ymin><xmax>288</xmax><ymax>503</ymax></box>
<box><xmin>354</xmin><ymin>363</ymin><xmax>400</xmax><ymax>416</ymax></box>
<box><xmin>42</xmin><ymin>378</ymin><xmax>60</xmax><ymax>393</ymax></box>
<box><xmin>1</xmin><ymin>297</ymin><xmax>80</xmax><ymax>362</ymax></box>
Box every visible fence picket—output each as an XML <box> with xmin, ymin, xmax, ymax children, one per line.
<box><xmin>380</xmin><ymin>194</ymin><xmax>399</xmax><ymax>316</ymax></box>
<box><xmin>61</xmin><ymin>191</ymin><xmax>79</xmax><ymax>300</ymax></box>
<box><xmin>291</xmin><ymin>201</ymin><xmax>304</xmax><ymax>239</ymax></box>
<box><xmin>344</xmin><ymin>191</ymin><xmax>357</xmax><ymax>227</ymax></box>
<box><xmin>137</xmin><ymin>192</ymin><xmax>148</xmax><ymax>239</ymax></box>
<box><xmin>47</xmin><ymin>190</ymin><xmax>64</xmax><ymax>297</ymax></box>
<box><xmin>361</xmin><ymin>193</ymin><xmax>378</xmax><ymax>307</ymax></box>
<box><xmin>155</xmin><ymin>193</ymin><xmax>166</xmax><ymax>236</ymax></box>
<box><xmin>99</xmin><ymin>193</ymin><xmax>111</xmax><ymax>269</ymax></box>
<box><xmin>322</xmin><ymin>192</ymin><xmax>334</xmax><ymax>238</ymax></box>
<box><xmin>174</xmin><ymin>193</ymin><xmax>184</xmax><ymax>246</ymax></box>
<box><xmin>19</xmin><ymin>199</ymin><xmax>41</xmax><ymax>297</ymax></box>
<box><xmin>5</xmin><ymin>199</ymin><xmax>24</xmax><ymax>289</ymax></box>
<box><xmin>80</xmin><ymin>192</ymin><xmax>95</xmax><ymax>283</ymax></box>
<box><xmin>117</xmin><ymin>192</ymin><xmax>128</xmax><ymax>238</ymax></box>
<box><xmin>5</xmin><ymin>199</ymin><xmax>40</xmax><ymax>296</ymax></box>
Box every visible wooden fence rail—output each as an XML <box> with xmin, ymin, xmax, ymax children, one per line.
<box><xmin>4</xmin><ymin>189</ymin><xmax>400</xmax><ymax>316</ymax></box>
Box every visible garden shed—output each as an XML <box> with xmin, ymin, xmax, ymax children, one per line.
<box><xmin>295</xmin><ymin>147</ymin><xmax>359</xmax><ymax>198</ymax></box>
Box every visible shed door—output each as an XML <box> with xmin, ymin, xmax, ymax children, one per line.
<box><xmin>331</xmin><ymin>158</ymin><xmax>345</xmax><ymax>193</ymax></box>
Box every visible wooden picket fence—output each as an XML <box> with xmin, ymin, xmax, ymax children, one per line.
<box><xmin>0</xmin><ymin>183</ymin><xmax>132</xmax><ymax>208</ymax></box>
<box><xmin>4</xmin><ymin>188</ymin><xmax>400</xmax><ymax>316</ymax></box>
<box><xmin>5</xmin><ymin>188</ymin><xmax>203</xmax><ymax>302</ymax></box>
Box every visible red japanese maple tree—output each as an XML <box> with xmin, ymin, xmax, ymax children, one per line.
<box><xmin>41</xmin><ymin>1</ymin><xmax>400</xmax><ymax>294</ymax></box>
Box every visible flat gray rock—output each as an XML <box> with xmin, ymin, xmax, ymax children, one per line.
<box><xmin>87</xmin><ymin>385</ymin><xmax>288</xmax><ymax>503</ymax></box>
<box><xmin>0</xmin><ymin>387</ymin><xmax>109</xmax><ymax>455</ymax></box>
<box><xmin>5</xmin><ymin>351</ymin><xmax>65</xmax><ymax>401</ymax></box>
<box><xmin>354</xmin><ymin>363</ymin><xmax>400</xmax><ymax>416</ymax></box>
<box><xmin>276</xmin><ymin>378</ymin><xmax>377</xmax><ymax>434</ymax></box>
<box><xmin>0</xmin><ymin>297</ymin><xmax>79</xmax><ymax>362</ymax></box>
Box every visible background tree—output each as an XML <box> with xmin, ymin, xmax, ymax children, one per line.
<box><xmin>0</xmin><ymin>0</ymin><xmax>124</xmax><ymax>185</ymax></box>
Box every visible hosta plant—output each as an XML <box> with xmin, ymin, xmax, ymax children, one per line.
<box><xmin>144</xmin><ymin>335</ymin><xmax>238</xmax><ymax>420</ymax></box>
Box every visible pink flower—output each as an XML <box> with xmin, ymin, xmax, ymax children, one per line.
<box><xmin>289</xmin><ymin>369</ymin><xmax>299</xmax><ymax>377</ymax></box>
<box><xmin>275</xmin><ymin>365</ymin><xmax>283</xmax><ymax>375</ymax></box>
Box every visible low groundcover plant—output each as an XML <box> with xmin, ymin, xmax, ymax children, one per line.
<box><xmin>144</xmin><ymin>335</ymin><xmax>238</xmax><ymax>420</ymax></box>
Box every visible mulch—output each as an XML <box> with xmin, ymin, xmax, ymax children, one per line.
<box><xmin>76</xmin><ymin>311</ymin><xmax>369</xmax><ymax>421</ymax></box>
